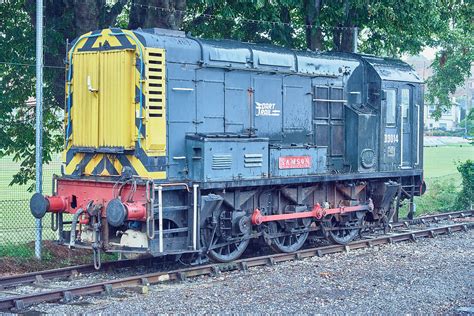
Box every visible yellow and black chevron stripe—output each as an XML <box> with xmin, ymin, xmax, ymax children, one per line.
<box><xmin>63</xmin><ymin>28</ymin><xmax>167</xmax><ymax>179</ymax></box>
<box><xmin>63</xmin><ymin>147</ymin><xmax>166</xmax><ymax>178</ymax></box>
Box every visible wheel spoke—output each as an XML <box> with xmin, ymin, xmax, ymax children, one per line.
<box><xmin>269</xmin><ymin>221</ymin><xmax>309</xmax><ymax>253</ymax></box>
<box><xmin>328</xmin><ymin>217</ymin><xmax>360</xmax><ymax>245</ymax></box>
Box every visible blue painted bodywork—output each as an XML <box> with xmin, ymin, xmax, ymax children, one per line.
<box><xmin>132</xmin><ymin>28</ymin><xmax>424</xmax><ymax>185</ymax></box>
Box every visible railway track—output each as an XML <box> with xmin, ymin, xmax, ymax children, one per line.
<box><xmin>0</xmin><ymin>258</ymin><xmax>152</xmax><ymax>290</ymax></box>
<box><xmin>0</xmin><ymin>210</ymin><xmax>472</xmax><ymax>311</ymax></box>
<box><xmin>1</xmin><ymin>209</ymin><xmax>471</xmax><ymax>289</ymax></box>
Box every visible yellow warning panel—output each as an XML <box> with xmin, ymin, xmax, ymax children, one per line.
<box><xmin>64</xmin><ymin>29</ymin><xmax>167</xmax><ymax>180</ymax></box>
<box><xmin>144</xmin><ymin>48</ymin><xmax>166</xmax><ymax>155</ymax></box>
<box><xmin>71</xmin><ymin>52</ymin><xmax>99</xmax><ymax>147</ymax></box>
<box><xmin>99</xmin><ymin>49</ymin><xmax>135</xmax><ymax>149</ymax></box>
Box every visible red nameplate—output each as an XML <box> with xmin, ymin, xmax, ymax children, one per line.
<box><xmin>279</xmin><ymin>156</ymin><xmax>312</xmax><ymax>169</ymax></box>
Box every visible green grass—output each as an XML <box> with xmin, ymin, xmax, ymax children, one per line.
<box><xmin>0</xmin><ymin>241</ymin><xmax>119</xmax><ymax>273</ymax></box>
<box><xmin>0</xmin><ymin>155</ymin><xmax>62</xmax><ymax>245</ymax></box>
<box><xmin>0</xmin><ymin>154</ymin><xmax>62</xmax><ymax>200</ymax></box>
<box><xmin>403</xmin><ymin>144</ymin><xmax>474</xmax><ymax>216</ymax></box>
<box><xmin>0</xmin><ymin>243</ymin><xmax>38</xmax><ymax>258</ymax></box>
<box><xmin>423</xmin><ymin>144</ymin><xmax>474</xmax><ymax>183</ymax></box>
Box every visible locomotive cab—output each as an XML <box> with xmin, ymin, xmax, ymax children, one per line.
<box><xmin>381</xmin><ymin>82</ymin><xmax>423</xmax><ymax>170</ymax></box>
<box><xmin>343</xmin><ymin>55</ymin><xmax>423</xmax><ymax>175</ymax></box>
<box><xmin>360</xmin><ymin>56</ymin><xmax>424</xmax><ymax>173</ymax></box>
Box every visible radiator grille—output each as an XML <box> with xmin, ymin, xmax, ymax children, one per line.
<box><xmin>146</xmin><ymin>50</ymin><xmax>164</xmax><ymax>118</ymax></box>
<box><xmin>144</xmin><ymin>48</ymin><xmax>166</xmax><ymax>153</ymax></box>
<box><xmin>244</xmin><ymin>153</ymin><xmax>263</xmax><ymax>168</ymax></box>
<box><xmin>212</xmin><ymin>154</ymin><xmax>232</xmax><ymax>170</ymax></box>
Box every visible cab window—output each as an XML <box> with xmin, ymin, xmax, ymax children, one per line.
<box><xmin>401</xmin><ymin>89</ymin><xmax>410</xmax><ymax>119</ymax></box>
<box><xmin>385</xmin><ymin>89</ymin><xmax>396</xmax><ymax>125</ymax></box>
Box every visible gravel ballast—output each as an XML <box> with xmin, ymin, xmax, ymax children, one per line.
<box><xmin>30</xmin><ymin>229</ymin><xmax>473</xmax><ymax>314</ymax></box>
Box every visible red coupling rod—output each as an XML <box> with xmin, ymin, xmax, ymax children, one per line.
<box><xmin>251</xmin><ymin>203</ymin><xmax>369</xmax><ymax>225</ymax></box>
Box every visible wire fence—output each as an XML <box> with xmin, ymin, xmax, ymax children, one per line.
<box><xmin>0</xmin><ymin>155</ymin><xmax>62</xmax><ymax>247</ymax></box>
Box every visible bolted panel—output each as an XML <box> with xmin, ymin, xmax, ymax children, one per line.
<box><xmin>186</xmin><ymin>135</ymin><xmax>269</xmax><ymax>182</ymax></box>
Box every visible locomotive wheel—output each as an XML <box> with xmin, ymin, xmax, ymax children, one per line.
<box><xmin>207</xmin><ymin>238</ymin><xmax>250</xmax><ymax>263</ymax></box>
<box><xmin>267</xmin><ymin>220</ymin><xmax>309</xmax><ymax>253</ymax></box>
<box><xmin>203</xmin><ymin>209</ymin><xmax>250</xmax><ymax>263</ymax></box>
<box><xmin>326</xmin><ymin>215</ymin><xmax>361</xmax><ymax>245</ymax></box>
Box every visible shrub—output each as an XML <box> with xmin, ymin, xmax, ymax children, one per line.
<box><xmin>455</xmin><ymin>160</ymin><xmax>474</xmax><ymax>209</ymax></box>
<box><xmin>414</xmin><ymin>179</ymin><xmax>460</xmax><ymax>213</ymax></box>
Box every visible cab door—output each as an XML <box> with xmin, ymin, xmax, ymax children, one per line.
<box><xmin>381</xmin><ymin>88</ymin><xmax>399</xmax><ymax>171</ymax></box>
<box><xmin>400</xmin><ymin>86</ymin><xmax>413</xmax><ymax>168</ymax></box>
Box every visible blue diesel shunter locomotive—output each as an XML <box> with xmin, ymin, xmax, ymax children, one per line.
<box><xmin>30</xmin><ymin>28</ymin><xmax>424</xmax><ymax>264</ymax></box>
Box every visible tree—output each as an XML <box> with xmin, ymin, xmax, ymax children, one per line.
<box><xmin>0</xmin><ymin>0</ymin><xmax>180</xmax><ymax>188</ymax></box>
<box><xmin>1</xmin><ymin>0</ymin><xmax>473</xmax><ymax>187</ymax></box>
<box><xmin>129</xmin><ymin>0</ymin><xmax>186</xmax><ymax>29</ymax></box>
<box><xmin>459</xmin><ymin>108</ymin><xmax>474</xmax><ymax>139</ymax></box>
<box><xmin>425</xmin><ymin>1</ymin><xmax>474</xmax><ymax>119</ymax></box>
<box><xmin>455</xmin><ymin>160</ymin><xmax>474</xmax><ymax>210</ymax></box>
<box><xmin>0</xmin><ymin>0</ymin><xmax>63</xmax><ymax>189</ymax></box>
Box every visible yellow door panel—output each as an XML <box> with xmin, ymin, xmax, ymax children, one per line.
<box><xmin>72</xmin><ymin>52</ymin><xmax>99</xmax><ymax>147</ymax></box>
<box><xmin>65</xmin><ymin>29</ymin><xmax>168</xmax><ymax>179</ymax></box>
<box><xmin>99</xmin><ymin>50</ymin><xmax>136</xmax><ymax>149</ymax></box>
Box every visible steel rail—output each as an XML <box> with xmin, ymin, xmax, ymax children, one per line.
<box><xmin>0</xmin><ymin>258</ymin><xmax>152</xmax><ymax>290</ymax></box>
<box><xmin>0</xmin><ymin>222</ymin><xmax>471</xmax><ymax>311</ymax></box>
<box><xmin>389</xmin><ymin>210</ymin><xmax>473</xmax><ymax>228</ymax></box>
<box><xmin>0</xmin><ymin>210</ymin><xmax>472</xmax><ymax>290</ymax></box>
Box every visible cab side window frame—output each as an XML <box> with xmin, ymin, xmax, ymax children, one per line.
<box><xmin>384</xmin><ymin>89</ymin><xmax>397</xmax><ymax>126</ymax></box>
<box><xmin>401</xmin><ymin>88</ymin><xmax>410</xmax><ymax>120</ymax></box>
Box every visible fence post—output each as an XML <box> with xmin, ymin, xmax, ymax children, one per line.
<box><xmin>352</xmin><ymin>27</ymin><xmax>358</xmax><ymax>53</ymax></box>
<box><xmin>34</xmin><ymin>0</ymin><xmax>44</xmax><ymax>260</ymax></box>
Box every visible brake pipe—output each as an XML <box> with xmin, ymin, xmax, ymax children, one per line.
<box><xmin>69</xmin><ymin>208</ymin><xmax>84</xmax><ymax>247</ymax></box>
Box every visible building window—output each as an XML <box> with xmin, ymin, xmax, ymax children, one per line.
<box><xmin>385</xmin><ymin>89</ymin><xmax>396</xmax><ymax>125</ymax></box>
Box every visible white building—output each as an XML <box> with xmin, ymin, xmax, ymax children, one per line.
<box><xmin>424</xmin><ymin>102</ymin><xmax>461</xmax><ymax>131</ymax></box>
<box><xmin>406</xmin><ymin>56</ymin><xmax>472</xmax><ymax>132</ymax></box>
